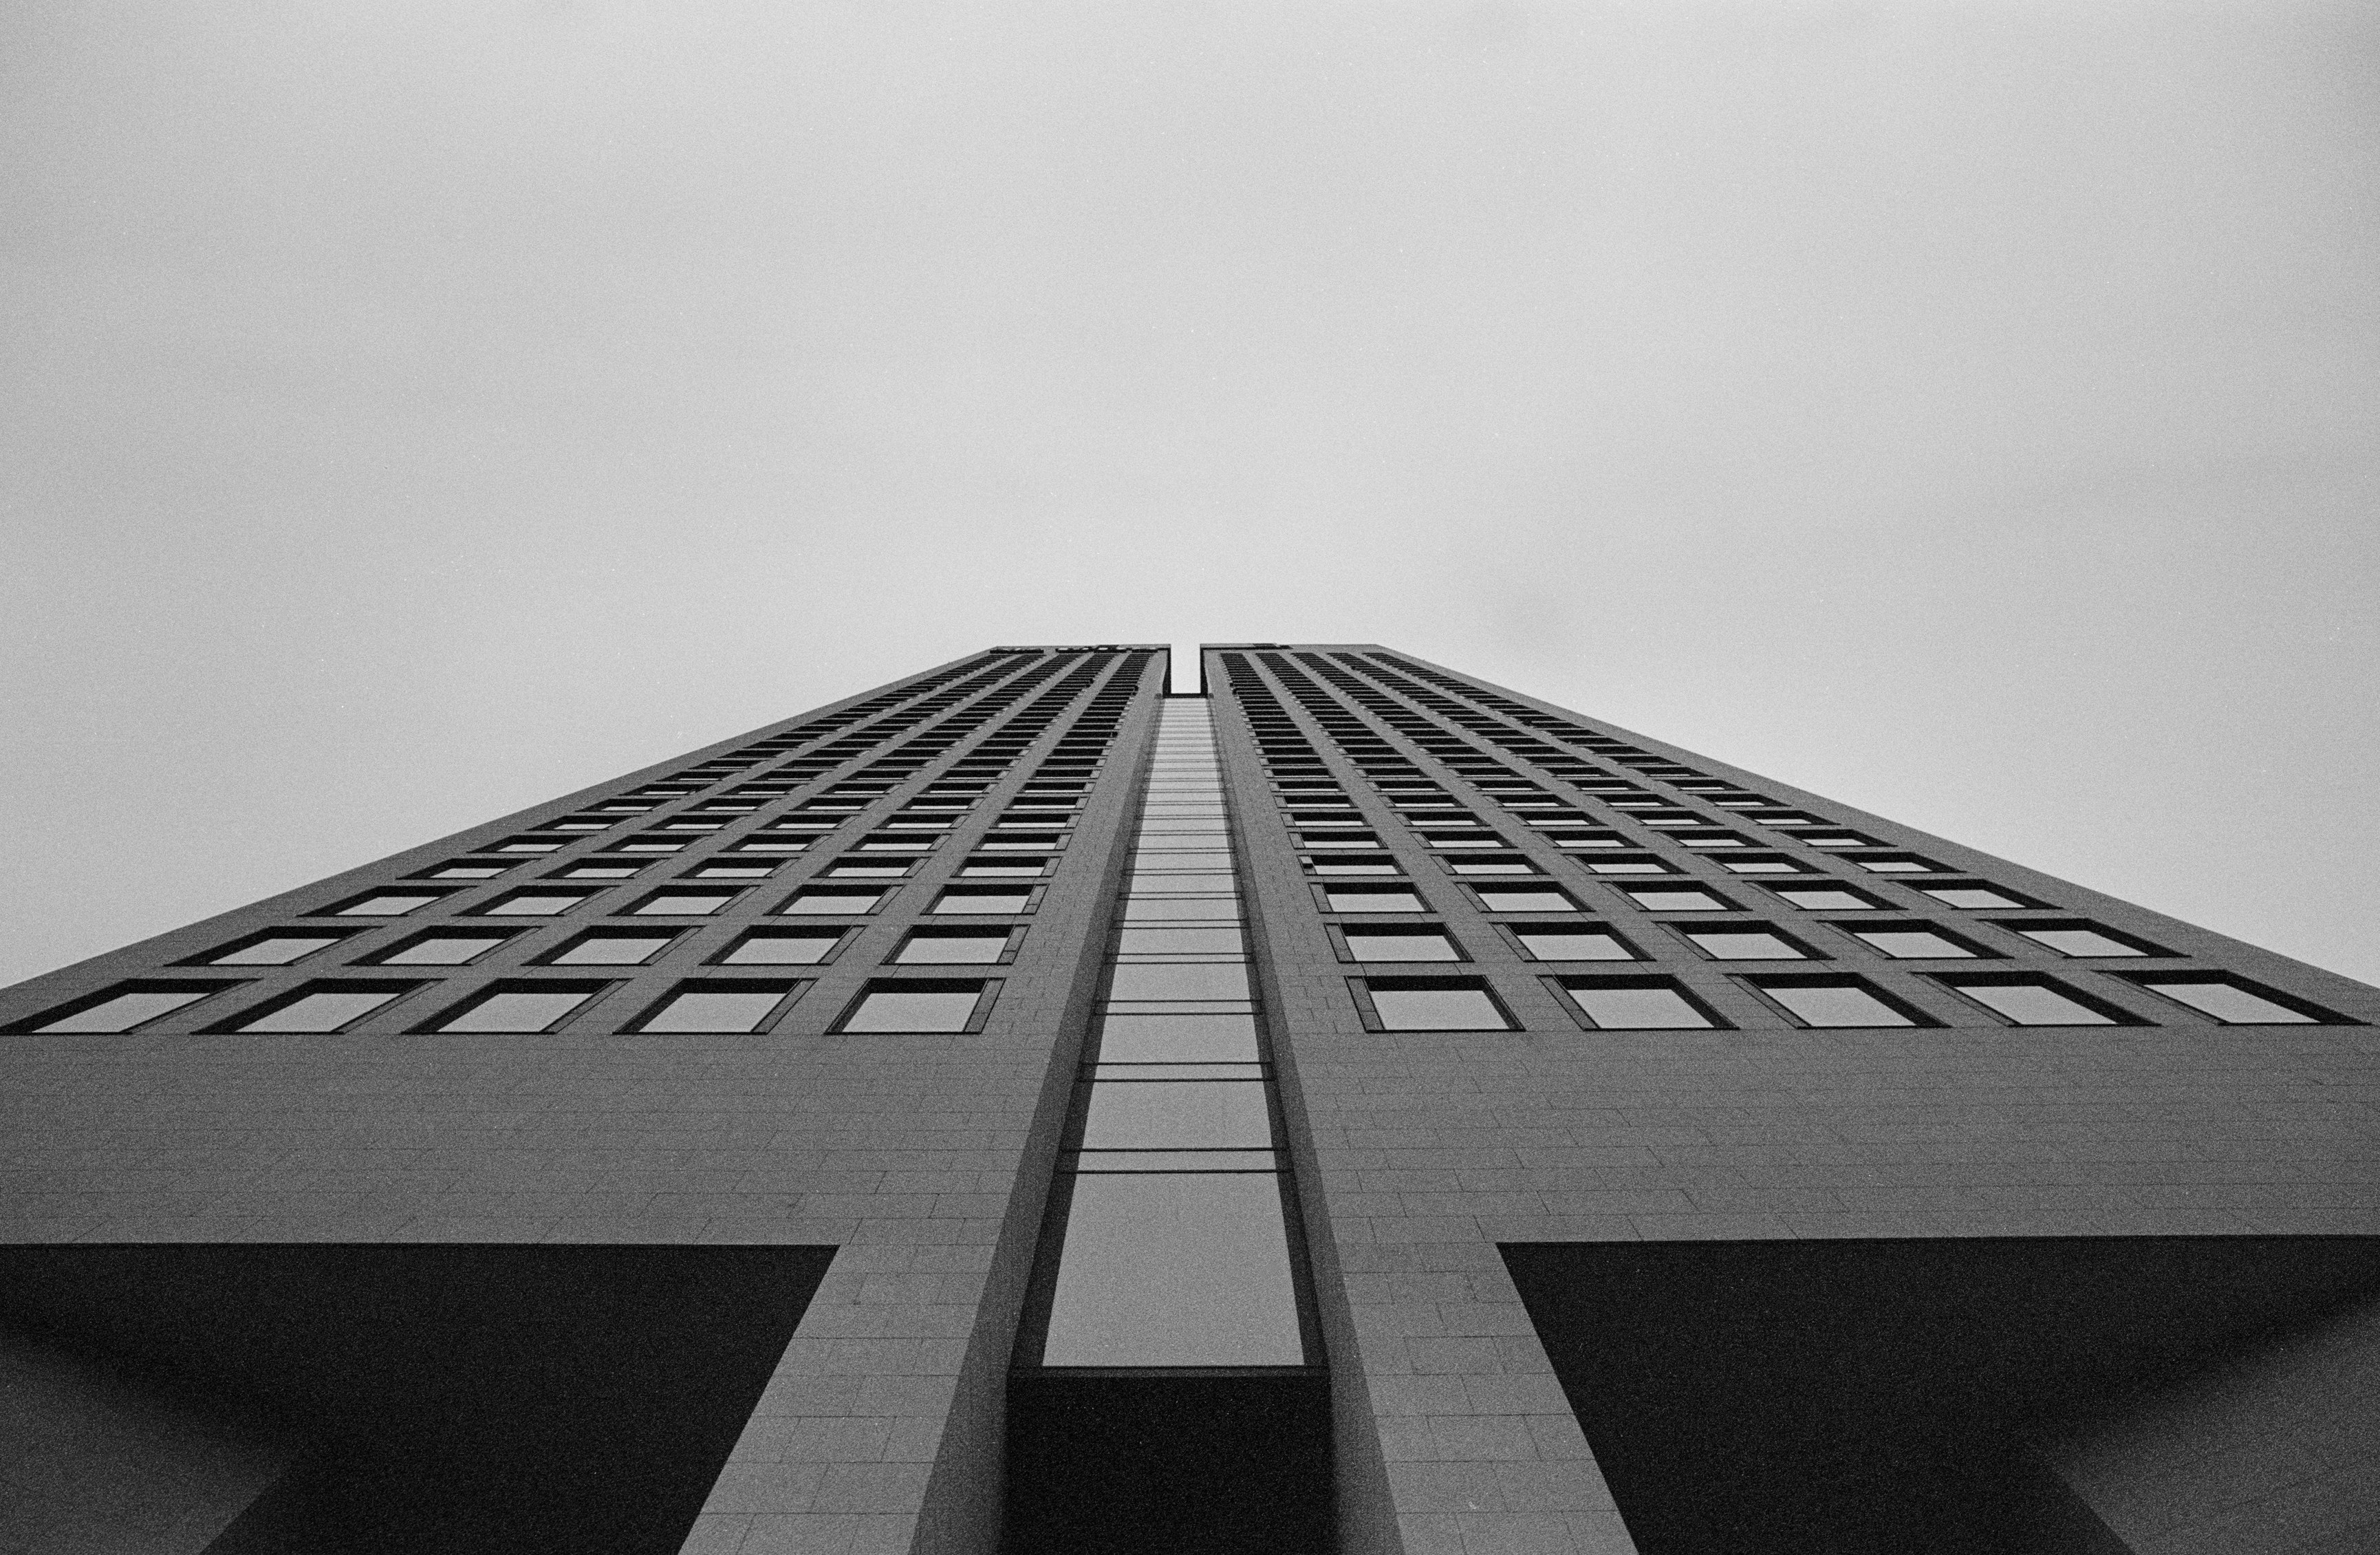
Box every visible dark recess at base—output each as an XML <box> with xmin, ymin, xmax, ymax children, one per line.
<box><xmin>1502</xmin><ymin>1235</ymin><xmax>2380</xmax><ymax>1555</ymax></box>
<box><xmin>1004</xmin><ymin>1370</ymin><xmax>1332</xmax><ymax>1555</ymax></box>
<box><xmin>0</xmin><ymin>1243</ymin><xmax>836</xmax><ymax>1555</ymax></box>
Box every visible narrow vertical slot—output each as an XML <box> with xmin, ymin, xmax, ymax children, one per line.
<box><xmin>1004</xmin><ymin>696</ymin><xmax>1332</xmax><ymax>1555</ymax></box>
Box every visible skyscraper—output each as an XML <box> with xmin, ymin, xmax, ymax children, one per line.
<box><xmin>3</xmin><ymin>644</ymin><xmax>2374</xmax><ymax>1555</ymax></box>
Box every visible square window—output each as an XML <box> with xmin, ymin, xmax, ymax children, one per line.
<box><xmin>839</xmin><ymin>982</ymin><xmax>988</xmax><ymax>1033</ymax></box>
<box><xmin>479</xmin><ymin>890</ymin><xmax>597</xmax><ymax>917</ymax></box>
<box><xmin>1679</xmin><ymin>928</ymin><xmax>1808</xmax><ymax>961</ymax></box>
<box><xmin>327</xmin><ymin>892</ymin><xmax>445</xmax><ymax>917</ymax></box>
<box><xmin>632</xmin><ymin>982</ymin><xmax>801</xmax><ymax>1033</ymax></box>
<box><xmin>195</xmin><ymin>932</ymin><xmax>351</xmax><ymax>967</ymax></box>
<box><xmin>1921</xmin><ymin>883</ymin><xmax>2039</xmax><ymax>910</ymax></box>
<box><xmin>715</xmin><ymin>930</ymin><xmax>845</xmax><ymax>967</ymax></box>
<box><xmin>1621</xmin><ymin>888</ymin><xmax>1731</xmax><ymax>912</ymax></box>
<box><xmin>429</xmin><ymin>985</ymin><xmax>605</xmax><ymax>1033</ymax></box>
<box><xmin>686</xmin><ymin>861</ymin><xmax>782</xmax><ymax>880</ymax></box>
<box><xmin>17</xmin><ymin>983</ymin><xmax>231</xmax><ymax>1034</ymax></box>
<box><xmin>2120</xmin><ymin>975</ymin><xmax>2330</xmax><ymax>1025</ymax></box>
<box><xmin>1853</xmin><ymin>855</ymin><xmax>1942</xmax><ymax>875</ymax></box>
<box><xmin>1325</xmin><ymin>887</ymin><xmax>1426</xmax><ymax>912</ymax></box>
<box><xmin>1475</xmin><ymin>888</ymin><xmax>1581</xmax><ymax>913</ymax></box>
<box><xmin>1749</xmin><ymin>977</ymin><xmax>1924</xmax><ymax>1028</ymax></box>
<box><xmin>1343</xmin><ymin>930</ymin><xmax>1462</xmax><ymax>963</ymax></box>
<box><xmin>545</xmin><ymin>931</ymin><xmax>680</xmax><ymax>967</ymax></box>
<box><xmin>1934</xmin><ymin>976</ymin><xmax>2129</xmax><ymax>1026</ymax></box>
<box><xmin>371</xmin><ymin>931</ymin><xmax>518</xmax><ymax>966</ymax></box>
<box><xmin>1365</xmin><ymin>981</ymin><xmax>1514</xmax><ymax>1031</ymax></box>
<box><xmin>933</xmin><ymin>889</ymin><xmax>1031</xmax><ymax>915</ymax></box>
<box><xmin>896</xmin><ymin>930</ymin><xmax>1013</xmax><ymax>965</ymax></box>
<box><xmin>1559</xmin><ymin>980</ymin><xmax>1718</xmax><ymax>1030</ymax></box>
<box><xmin>1844</xmin><ymin>926</ymin><xmax>1982</xmax><ymax>959</ymax></box>
<box><xmin>2002</xmin><ymin>922</ymin><xmax>2161</xmax><ymax>958</ymax></box>
<box><xmin>1769</xmin><ymin>885</ymin><xmax>1890</xmax><ymax>912</ymax></box>
<box><xmin>962</xmin><ymin>859</ymin><xmax>1050</xmax><ymax>878</ymax></box>
<box><xmin>780</xmin><ymin>890</ymin><xmax>887</xmax><ymax>916</ymax></box>
<box><xmin>629</xmin><ymin>891</ymin><xmax>739</xmax><ymax>916</ymax></box>
<box><xmin>1513</xmin><ymin>928</ymin><xmax>1637</xmax><ymax>963</ymax></box>
<box><xmin>229</xmin><ymin>985</ymin><xmax>416</xmax><ymax>1033</ymax></box>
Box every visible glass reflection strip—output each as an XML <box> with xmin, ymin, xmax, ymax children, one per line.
<box><xmin>1032</xmin><ymin>700</ymin><xmax>1315</xmax><ymax>1370</ymax></box>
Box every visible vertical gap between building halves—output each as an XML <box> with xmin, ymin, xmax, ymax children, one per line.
<box><xmin>1003</xmin><ymin>693</ymin><xmax>1332</xmax><ymax>1555</ymax></box>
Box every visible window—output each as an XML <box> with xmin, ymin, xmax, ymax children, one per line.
<box><xmin>1579</xmin><ymin>855</ymin><xmax>1674</xmax><ymax>876</ymax></box>
<box><xmin>327</xmin><ymin>892</ymin><xmax>446</xmax><ymax>917</ymax></box>
<box><xmin>371</xmin><ymin>931</ymin><xmax>517</xmax><ymax>966</ymax></box>
<box><xmin>1768</xmin><ymin>884</ymin><xmax>1889</xmax><ymax>911</ymax></box>
<box><xmin>685</xmin><ymin>861</ymin><xmax>782</xmax><ymax>880</ymax></box>
<box><xmin>544</xmin><ymin>931</ymin><xmax>680</xmax><ymax>967</ymax></box>
<box><xmin>1678</xmin><ymin>927</ymin><xmax>1809</xmax><ymax>961</ymax></box>
<box><xmin>1110</xmin><ymin>964</ymin><xmax>1251</xmax><ymax>1002</ymax></box>
<box><xmin>895</xmin><ymin>930</ymin><xmax>1015</xmax><ymax>965</ymax></box>
<box><xmin>550</xmin><ymin>863</ymin><xmax>646</xmax><ymax>881</ymax></box>
<box><xmin>195</xmin><ymin>932</ymin><xmax>350</xmax><ymax>967</ymax></box>
<box><xmin>1341</xmin><ymin>930</ymin><xmax>1462</xmax><ymax>963</ymax></box>
<box><xmin>780</xmin><ymin>889</ymin><xmax>887</xmax><ymax>916</ymax></box>
<box><xmin>1748</xmin><ymin>976</ymin><xmax>1923</xmax><ymax>1029</ymax></box>
<box><xmin>2119</xmin><ymin>974</ymin><xmax>2330</xmax><ymax>1025</ymax></box>
<box><xmin>228</xmin><ymin>984</ymin><xmax>416</xmax><ymax>1033</ymax></box>
<box><xmin>1557</xmin><ymin>978</ymin><xmax>1718</xmax><ymax>1030</ymax></box>
<box><xmin>479</xmin><ymin>890</ymin><xmax>596</xmax><ymax>917</ymax></box>
<box><xmin>631</xmin><ymin>981</ymin><xmax>802</xmax><ymax>1033</ymax></box>
<box><xmin>932</xmin><ymin>888</ymin><xmax>1031</xmax><ymax>915</ymax></box>
<box><xmin>17</xmin><ymin>983</ymin><xmax>230</xmax><ymax>1034</ymax></box>
<box><xmin>1843</xmin><ymin>925</ymin><xmax>1983</xmax><ymax>959</ymax></box>
<box><xmin>429</xmin><ymin>984</ymin><xmax>605</xmax><ymax>1033</ymax></box>
<box><xmin>1324</xmin><ymin>886</ymin><xmax>1426</xmax><ymax>912</ymax></box>
<box><xmin>961</xmin><ymin>859</ymin><xmax>1050</xmax><ymax>879</ymax></box>
<box><xmin>1921</xmin><ymin>883</ymin><xmax>2039</xmax><ymax>910</ymax></box>
<box><xmin>1119</xmin><ymin>927</ymin><xmax>1246</xmax><ymax>956</ymax></box>
<box><xmin>1445</xmin><ymin>858</ymin><xmax>1537</xmax><ymax>875</ymax></box>
<box><xmin>1363</xmin><ymin>980</ymin><xmax>1514</xmax><ymax>1031</ymax></box>
<box><xmin>839</xmin><ymin>980</ymin><xmax>991</xmax><ymax>1033</ymax></box>
<box><xmin>420</xmin><ymin>863</ymin><xmax>510</xmax><ymax>880</ymax></box>
<box><xmin>1474</xmin><ymin>887</ymin><xmax>1581</xmax><ymax>913</ymax></box>
<box><xmin>1512</xmin><ymin>927</ymin><xmax>1636</xmax><ymax>962</ymax></box>
<box><xmin>820</xmin><ymin>861</ymin><xmax>913</xmax><ymax>879</ymax></box>
<box><xmin>1932</xmin><ymin>976</ymin><xmax>2129</xmax><ymax>1027</ymax></box>
<box><xmin>627</xmin><ymin>890</ymin><xmax>739</xmax><ymax>916</ymax></box>
<box><xmin>2000</xmin><ymin>922</ymin><xmax>2162</xmax><ymax>958</ymax></box>
<box><xmin>1718</xmin><ymin>856</ymin><xmax>1807</xmax><ymax>875</ymax></box>
<box><xmin>1308</xmin><ymin>861</ymin><xmax>1401</xmax><ymax>877</ymax></box>
<box><xmin>1852</xmin><ymin>855</ymin><xmax>1941</xmax><ymax>875</ymax></box>
<box><xmin>1619</xmin><ymin>887</ymin><xmax>1731</xmax><ymax>912</ymax></box>
<box><xmin>715</xmin><ymin>930</ymin><xmax>845</xmax><ymax>966</ymax></box>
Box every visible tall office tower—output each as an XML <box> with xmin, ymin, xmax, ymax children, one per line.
<box><xmin>2</xmin><ymin>645</ymin><xmax>2375</xmax><ymax>1555</ymax></box>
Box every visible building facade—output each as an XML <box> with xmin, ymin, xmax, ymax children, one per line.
<box><xmin>3</xmin><ymin>644</ymin><xmax>2375</xmax><ymax>1555</ymax></box>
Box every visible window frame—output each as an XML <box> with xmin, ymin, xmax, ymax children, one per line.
<box><xmin>1496</xmin><ymin>922</ymin><xmax>1647</xmax><ymax>965</ymax></box>
<box><xmin>1736</xmin><ymin>972</ymin><xmax>1938</xmax><ymax>1030</ymax></box>
<box><xmin>1544</xmin><ymin>974</ymin><xmax>1732</xmax><ymax>1032</ymax></box>
<box><xmin>1925</xmin><ymin>972</ymin><xmax>2150</xmax><ymax>1027</ymax></box>
<box><xmin>1348</xmin><ymin>976</ymin><xmax>1520</xmax><ymax>1033</ymax></box>
<box><xmin>1329</xmin><ymin>924</ymin><xmax>1470</xmax><ymax>965</ymax></box>
<box><xmin>532</xmin><ymin>927</ymin><xmax>688</xmax><ymax>967</ymax></box>
<box><xmin>180</xmin><ymin>928</ymin><xmax>363</xmax><ymax>968</ymax></box>
<box><xmin>620</xmin><ymin>978</ymin><xmax>810</xmax><ymax>1035</ymax></box>
<box><xmin>413</xmin><ymin>978</ymin><xmax>619</xmax><ymax>1035</ymax></box>
<box><xmin>890</xmin><ymin>925</ymin><xmax>1029</xmax><ymax>967</ymax></box>
<box><xmin>831</xmin><ymin>977</ymin><xmax>1004</xmax><ymax>1035</ymax></box>
<box><xmin>2110</xmin><ymin>971</ymin><xmax>2352</xmax><ymax>1026</ymax></box>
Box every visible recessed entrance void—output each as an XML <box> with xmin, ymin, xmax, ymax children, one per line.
<box><xmin>0</xmin><ymin>1243</ymin><xmax>834</xmax><ymax>1555</ymax></box>
<box><xmin>1502</xmin><ymin>1236</ymin><xmax>2380</xmax><ymax>1555</ymax></box>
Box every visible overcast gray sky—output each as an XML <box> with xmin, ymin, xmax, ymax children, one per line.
<box><xmin>4</xmin><ymin>0</ymin><xmax>2375</xmax><ymax>988</ymax></box>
